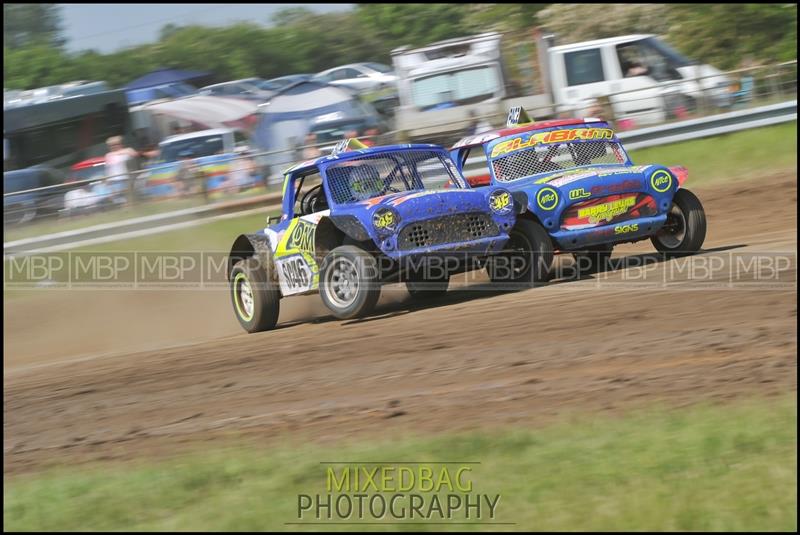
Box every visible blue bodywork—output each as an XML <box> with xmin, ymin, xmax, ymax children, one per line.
<box><xmin>230</xmin><ymin>143</ymin><xmax>517</xmax><ymax>298</ymax></box>
<box><xmin>450</xmin><ymin>122</ymin><xmax>680</xmax><ymax>251</ymax></box>
<box><xmin>271</xmin><ymin>144</ymin><xmax>515</xmax><ymax>261</ymax></box>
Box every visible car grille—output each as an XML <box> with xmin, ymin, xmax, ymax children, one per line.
<box><xmin>397</xmin><ymin>213</ymin><xmax>499</xmax><ymax>250</ymax></box>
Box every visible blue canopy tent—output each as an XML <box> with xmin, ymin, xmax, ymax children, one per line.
<box><xmin>124</xmin><ymin>68</ymin><xmax>211</xmax><ymax>106</ymax></box>
<box><xmin>253</xmin><ymin>80</ymin><xmax>382</xmax><ymax>182</ymax></box>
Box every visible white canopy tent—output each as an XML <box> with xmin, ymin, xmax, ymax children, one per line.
<box><xmin>130</xmin><ymin>95</ymin><xmax>259</xmax><ymax>144</ymax></box>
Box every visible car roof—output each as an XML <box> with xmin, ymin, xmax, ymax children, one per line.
<box><xmin>201</xmin><ymin>79</ymin><xmax>263</xmax><ymax>90</ymax></box>
<box><xmin>550</xmin><ymin>34</ymin><xmax>654</xmax><ymax>52</ymax></box>
<box><xmin>160</xmin><ymin>128</ymin><xmax>234</xmax><ymax>145</ymax></box>
<box><xmin>450</xmin><ymin>118</ymin><xmax>608</xmax><ymax>150</ymax></box>
<box><xmin>287</xmin><ymin>143</ymin><xmax>443</xmax><ymax>174</ymax></box>
<box><xmin>317</xmin><ymin>63</ymin><xmax>371</xmax><ymax>75</ymax></box>
<box><xmin>269</xmin><ymin>74</ymin><xmax>312</xmax><ymax>81</ymax></box>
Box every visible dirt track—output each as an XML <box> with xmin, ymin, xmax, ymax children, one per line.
<box><xmin>4</xmin><ymin>172</ymin><xmax>797</xmax><ymax>475</ymax></box>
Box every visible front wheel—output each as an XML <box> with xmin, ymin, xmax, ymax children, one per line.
<box><xmin>230</xmin><ymin>257</ymin><xmax>281</xmax><ymax>333</ymax></box>
<box><xmin>320</xmin><ymin>245</ymin><xmax>381</xmax><ymax>320</ymax></box>
<box><xmin>486</xmin><ymin>219</ymin><xmax>554</xmax><ymax>286</ymax></box>
<box><xmin>651</xmin><ymin>188</ymin><xmax>707</xmax><ymax>257</ymax></box>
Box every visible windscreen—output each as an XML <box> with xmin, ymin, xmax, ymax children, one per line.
<box><xmin>325</xmin><ymin>150</ymin><xmax>461</xmax><ymax>204</ymax></box>
<box><xmin>365</xmin><ymin>63</ymin><xmax>393</xmax><ymax>73</ymax></box>
<box><xmin>411</xmin><ymin>66</ymin><xmax>500</xmax><ymax>110</ymax></box>
<box><xmin>161</xmin><ymin>135</ymin><xmax>225</xmax><ymax>161</ymax></box>
<box><xmin>488</xmin><ymin>126</ymin><xmax>630</xmax><ymax>183</ymax></box>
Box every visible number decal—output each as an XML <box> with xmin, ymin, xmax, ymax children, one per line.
<box><xmin>276</xmin><ymin>255</ymin><xmax>314</xmax><ymax>295</ymax></box>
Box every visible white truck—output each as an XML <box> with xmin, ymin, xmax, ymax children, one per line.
<box><xmin>391</xmin><ymin>31</ymin><xmax>730</xmax><ymax>141</ymax></box>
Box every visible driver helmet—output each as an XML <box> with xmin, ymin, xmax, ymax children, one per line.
<box><xmin>349</xmin><ymin>164</ymin><xmax>384</xmax><ymax>200</ymax></box>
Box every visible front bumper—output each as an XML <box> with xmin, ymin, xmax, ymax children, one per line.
<box><xmin>381</xmin><ymin>234</ymin><xmax>511</xmax><ymax>261</ymax></box>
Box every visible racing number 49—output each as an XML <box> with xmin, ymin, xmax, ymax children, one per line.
<box><xmin>282</xmin><ymin>258</ymin><xmax>310</xmax><ymax>289</ymax></box>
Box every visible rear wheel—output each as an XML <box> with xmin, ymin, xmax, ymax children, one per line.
<box><xmin>573</xmin><ymin>243</ymin><xmax>614</xmax><ymax>274</ymax></box>
<box><xmin>320</xmin><ymin>245</ymin><xmax>381</xmax><ymax>319</ymax></box>
<box><xmin>486</xmin><ymin>219</ymin><xmax>554</xmax><ymax>286</ymax></box>
<box><xmin>230</xmin><ymin>257</ymin><xmax>281</xmax><ymax>333</ymax></box>
<box><xmin>651</xmin><ymin>188</ymin><xmax>706</xmax><ymax>257</ymax></box>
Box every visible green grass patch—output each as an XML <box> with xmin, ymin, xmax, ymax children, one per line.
<box><xmin>4</xmin><ymin>185</ymin><xmax>279</xmax><ymax>243</ymax></box>
<box><xmin>4</xmin><ymin>396</ymin><xmax>796</xmax><ymax>531</ymax></box>
<box><xmin>4</xmin><ymin>198</ymin><xmax>207</xmax><ymax>243</ymax></box>
<box><xmin>69</xmin><ymin>209</ymin><xmax>281</xmax><ymax>253</ymax></box>
<box><xmin>627</xmin><ymin>121</ymin><xmax>797</xmax><ymax>186</ymax></box>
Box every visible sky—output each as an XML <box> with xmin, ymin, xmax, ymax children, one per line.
<box><xmin>60</xmin><ymin>3</ymin><xmax>355</xmax><ymax>53</ymax></box>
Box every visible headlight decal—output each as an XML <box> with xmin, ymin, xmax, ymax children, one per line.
<box><xmin>488</xmin><ymin>189</ymin><xmax>513</xmax><ymax>215</ymax></box>
<box><xmin>373</xmin><ymin>207</ymin><xmax>399</xmax><ymax>233</ymax></box>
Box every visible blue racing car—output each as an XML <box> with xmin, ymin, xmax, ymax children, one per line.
<box><xmin>450</xmin><ymin>107</ymin><xmax>708</xmax><ymax>278</ymax></box>
<box><xmin>227</xmin><ymin>139</ymin><xmax>518</xmax><ymax>332</ymax></box>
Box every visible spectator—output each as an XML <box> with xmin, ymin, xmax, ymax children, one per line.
<box><xmin>467</xmin><ymin>110</ymin><xmax>493</xmax><ymax>135</ymax></box>
<box><xmin>302</xmin><ymin>133</ymin><xmax>322</xmax><ymax>159</ymax></box>
<box><xmin>104</xmin><ymin>135</ymin><xmax>141</xmax><ymax>204</ymax></box>
<box><xmin>362</xmin><ymin>128</ymin><xmax>381</xmax><ymax>147</ymax></box>
<box><xmin>229</xmin><ymin>147</ymin><xmax>256</xmax><ymax>192</ymax></box>
<box><xmin>625</xmin><ymin>60</ymin><xmax>648</xmax><ymax>77</ymax></box>
<box><xmin>105</xmin><ymin>136</ymin><xmax>137</xmax><ymax>179</ymax></box>
<box><xmin>174</xmin><ymin>156</ymin><xmax>199</xmax><ymax>198</ymax></box>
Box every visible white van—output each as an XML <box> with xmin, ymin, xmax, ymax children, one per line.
<box><xmin>391</xmin><ymin>32</ymin><xmax>729</xmax><ymax>139</ymax></box>
<box><xmin>548</xmin><ymin>34</ymin><xmax>730</xmax><ymax>124</ymax></box>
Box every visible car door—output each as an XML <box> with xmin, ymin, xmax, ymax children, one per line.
<box><xmin>610</xmin><ymin>41</ymin><xmax>675</xmax><ymax>124</ymax></box>
<box><xmin>552</xmin><ymin>47</ymin><xmax>610</xmax><ymax>114</ymax></box>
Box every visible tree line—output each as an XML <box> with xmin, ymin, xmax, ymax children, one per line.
<box><xmin>4</xmin><ymin>3</ymin><xmax>797</xmax><ymax>91</ymax></box>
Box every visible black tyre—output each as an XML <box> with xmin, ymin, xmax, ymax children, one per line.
<box><xmin>320</xmin><ymin>245</ymin><xmax>381</xmax><ymax>319</ymax></box>
<box><xmin>651</xmin><ymin>188</ymin><xmax>707</xmax><ymax>257</ymax></box>
<box><xmin>406</xmin><ymin>275</ymin><xmax>450</xmax><ymax>300</ymax></box>
<box><xmin>230</xmin><ymin>257</ymin><xmax>281</xmax><ymax>333</ymax></box>
<box><xmin>487</xmin><ymin>218</ymin><xmax>554</xmax><ymax>285</ymax></box>
<box><xmin>573</xmin><ymin>243</ymin><xmax>614</xmax><ymax>274</ymax></box>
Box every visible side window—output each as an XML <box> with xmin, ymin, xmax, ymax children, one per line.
<box><xmin>564</xmin><ymin>49</ymin><xmax>606</xmax><ymax>86</ymax></box>
<box><xmin>292</xmin><ymin>169</ymin><xmax>325</xmax><ymax>216</ymax></box>
<box><xmin>332</xmin><ymin>68</ymin><xmax>360</xmax><ymax>81</ymax></box>
<box><xmin>627</xmin><ymin>41</ymin><xmax>682</xmax><ymax>82</ymax></box>
<box><xmin>617</xmin><ymin>44</ymin><xmax>650</xmax><ymax>79</ymax></box>
<box><xmin>461</xmin><ymin>147</ymin><xmax>490</xmax><ymax>188</ymax></box>
<box><xmin>234</xmin><ymin>131</ymin><xmax>248</xmax><ymax>147</ymax></box>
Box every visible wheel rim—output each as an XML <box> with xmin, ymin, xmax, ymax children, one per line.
<box><xmin>324</xmin><ymin>257</ymin><xmax>360</xmax><ymax>308</ymax></box>
<box><xmin>233</xmin><ymin>272</ymin><xmax>254</xmax><ymax>321</ymax></box>
<box><xmin>656</xmin><ymin>203</ymin><xmax>687</xmax><ymax>249</ymax></box>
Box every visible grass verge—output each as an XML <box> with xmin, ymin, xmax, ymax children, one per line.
<box><xmin>4</xmin><ymin>395</ymin><xmax>796</xmax><ymax>531</ymax></box>
<box><xmin>627</xmin><ymin>121</ymin><xmax>796</xmax><ymax>186</ymax></box>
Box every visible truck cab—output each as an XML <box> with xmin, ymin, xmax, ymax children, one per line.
<box><xmin>548</xmin><ymin>34</ymin><xmax>730</xmax><ymax>126</ymax></box>
<box><xmin>391</xmin><ymin>31</ymin><xmax>728</xmax><ymax>140</ymax></box>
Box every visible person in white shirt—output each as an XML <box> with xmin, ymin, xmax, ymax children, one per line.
<box><xmin>104</xmin><ymin>135</ymin><xmax>157</xmax><ymax>204</ymax></box>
